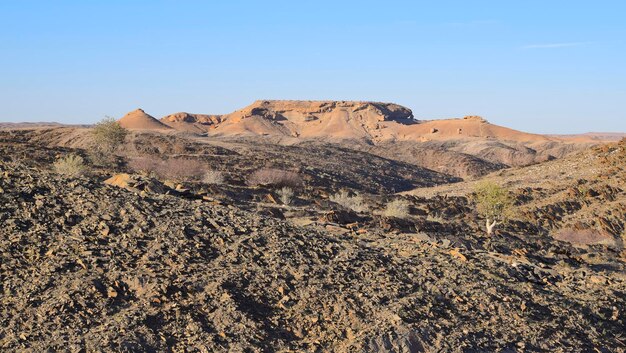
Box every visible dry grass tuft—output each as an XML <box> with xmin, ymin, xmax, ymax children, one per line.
<box><xmin>156</xmin><ymin>158</ymin><xmax>205</xmax><ymax>181</ymax></box>
<box><xmin>382</xmin><ymin>199</ymin><xmax>411</xmax><ymax>218</ymax></box>
<box><xmin>54</xmin><ymin>154</ymin><xmax>85</xmax><ymax>177</ymax></box>
<box><xmin>330</xmin><ymin>189</ymin><xmax>368</xmax><ymax>213</ymax></box>
<box><xmin>203</xmin><ymin>170</ymin><xmax>225</xmax><ymax>185</ymax></box>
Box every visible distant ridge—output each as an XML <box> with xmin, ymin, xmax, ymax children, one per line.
<box><xmin>548</xmin><ymin>132</ymin><xmax>626</xmax><ymax>142</ymax></box>
<box><xmin>153</xmin><ymin>100</ymin><xmax>552</xmax><ymax>143</ymax></box>
<box><xmin>113</xmin><ymin>101</ymin><xmax>592</xmax><ymax>144</ymax></box>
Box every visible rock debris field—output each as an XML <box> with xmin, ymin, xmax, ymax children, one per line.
<box><xmin>0</xmin><ymin>140</ymin><xmax>625</xmax><ymax>353</ymax></box>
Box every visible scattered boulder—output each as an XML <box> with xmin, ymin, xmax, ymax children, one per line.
<box><xmin>104</xmin><ymin>173</ymin><xmax>170</xmax><ymax>194</ymax></box>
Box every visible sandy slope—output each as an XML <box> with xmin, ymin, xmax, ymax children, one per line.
<box><xmin>118</xmin><ymin>109</ymin><xmax>171</xmax><ymax>130</ymax></box>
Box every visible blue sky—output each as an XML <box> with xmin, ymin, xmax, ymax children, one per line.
<box><xmin>1</xmin><ymin>1</ymin><xmax>624</xmax><ymax>133</ymax></box>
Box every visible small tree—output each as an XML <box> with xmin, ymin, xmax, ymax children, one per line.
<box><xmin>92</xmin><ymin>117</ymin><xmax>128</xmax><ymax>154</ymax></box>
<box><xmin>472</xmin><ymin>181</ymin><xmax>513</xmax><ymax>235</ymax></box>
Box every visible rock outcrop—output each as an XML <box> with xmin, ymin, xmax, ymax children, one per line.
<box><xmin>207</xmin><ymin>100</ymin><xmax>415</xmax><ymax>139</ymax></box>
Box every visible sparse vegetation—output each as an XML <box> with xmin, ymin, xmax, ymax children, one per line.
<box><xmin>127</xmin><ymin>156</ymin><xmax>204</xmax><ymax>181</ymax></box>
<box><xmin>89</xmin><ymin>117</ymin><xmax>129</xmax><ymax>166</ymax></box>
<box><xmin>127</xmin><ymin>156</ymin><xmax>160</xmax><ymax>176</ymax></box>
<box><xmin>382</xmin><ymin>199</ymin><xmax>410</xmax><ymax>218</ymax></box>
<box><xmin>2</xmin><ymin>122</ymin><xmax>626</xmax><ymax>352</ymax></box>
<box><xmin>92</xmin><ymin>117</ymin><xmax>128</xmax><ymax>153</ymax></box>
<box><xmin>247</xmin><ymin>168</ymin><xmax>303</xmax><ymax>188</ymax></box>
<box><xmin>157</xmin><ymin>158</ymin><xmax>205</xmax><ymax>181</ymax></box>
<box><xmin>472</xmin><ymin>181</ymin><xmax>514</xmax><ymax>235</ymax></box>
<box><xmin>330</xmin><ymin>189</ymin><xmax>368</xmax><ymax>213</ymax></box>
<box><xmin>53</xmin><ymin>154</ymin><xmax>85</xmax><ymax>177</ymax></box>
<box><xmin>278</xmin><ymin>187</ymin><xmax>294</xmax><ymax>205</ymax></box>
<box><xmin>553</xmin><ymin>228</ymin><xmax>616</xmax><ymax>246</ymax></box>
<box><xmin>203</xmin><ymin>170</ymin><xmax>225</xmax><ymax>185</ymax></box>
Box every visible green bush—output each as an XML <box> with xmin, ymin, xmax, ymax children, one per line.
<box><xmin>92</xmin><ymin>117</ymin><xmax>128</xmax><ymax>154</ymax></box>
<box><xmin>472</xmin><ymin>181</ymin><xmax>513</xmax><ymax>235</ymax></box>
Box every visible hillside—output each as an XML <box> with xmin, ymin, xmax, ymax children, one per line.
<box><xmin>0</xmin><ymin>130</ymin><xmax>624</xmax><ymax>352</ymax></box>
<box><xmin>405</xmin><ymin>139</ymin><xmax>626</xmax><ymax>246</ymax></box>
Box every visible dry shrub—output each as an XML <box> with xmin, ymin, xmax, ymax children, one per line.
<box><xmin>330</xmin><ymin>189</ymin><xmax>368</xmax><ymax>213</ymax></box>
<box><xmin>382</xmin><ymin>199</ymin><xmax>410</xmax><ymax>218</ymax></box>
<box><xmin>127</xmin><ymin>156</ymin><xmax>204</xmax><ymax>181</ymax></box>
<box><xmin>278</xmin><ymin>187</ymin><xmax>294</xmax><ymax>205</ymax></box>
<box><xmin>203</xmin><ymin>170</ymin><xmax>225</xmax><ymax>185</ymax></box>
<box><xmin>54</xmin><ymin>154</ymin><xmax>85</xmax><ymax>177</ymax></box>
<box><xmin>553</xmin><ymin>228</ymin><xmax>617</xmax><ymax>246</ymax></box>
<box><xmin>128</xmin><ymin>156</ymin><xmax>160</xmax><ymax>176</ymax></box>
<box><xmin>157</xmin><ymin>158</ymin><xmax>205</xmax><ymax>181</ymax></box>
<box><xmin>247</xmin><ymin>168</ymin><xmax>303</xmax><ymax>188</ymax></box>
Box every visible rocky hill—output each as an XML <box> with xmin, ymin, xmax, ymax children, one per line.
<box><xmin>406</xmin><ymin>139</ymin><xmax>626</xmax><ymax>247</ymax></box>
<box><xmin>107</xmin><ymin>101</ymin><xmax>595</xmax><ymax>178</ymax></box>
<box><xmin>162</xmin><ymin>100</ymin><xmax>552</xmax><ymax>144</ymax></box>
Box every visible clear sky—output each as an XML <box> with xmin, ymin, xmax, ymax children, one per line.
<box><xmin>1</xmin><ymin>1</ymin><xmax>624</xmax><ymax>133</ymax></box>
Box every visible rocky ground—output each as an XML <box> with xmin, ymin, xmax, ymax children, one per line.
<box><xmin>0</xmin><ymin>131</ymin><xmax>625</xmax><ymax>352</ymax></box>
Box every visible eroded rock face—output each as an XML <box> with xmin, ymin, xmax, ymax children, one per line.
<box><xmin>162</xmin><ymin>112</ymin><xmax>219</xmax><ymax>123</ymax></box>
<box><xmin>156</xmin><ymin>101</ymin><xmax>414</xmax><ymax>137</ymax></box>
<box><xmin>232</xmin><ymin>100</ymin><xmax>415</xmax><ymax>122</ymax></box>
<box><xmin>209</xmin><ymin>100</ymin><xmax>416</xmax><ymax>139</ymax></box>
<box><xmin>160</xmin><ymin>112</ymin><xmax>223</xmax><ymax>132</ymax></box>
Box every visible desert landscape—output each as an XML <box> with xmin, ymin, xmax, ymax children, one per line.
<box><xmin>2</xmin><ymin>2</ymin><xmax>626</xmax><ymax>352</ymax></box>
<box><xmin>1</xmin><ymin>100</ymin><xmax>625</xmax><ymax>352</ymax></box>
